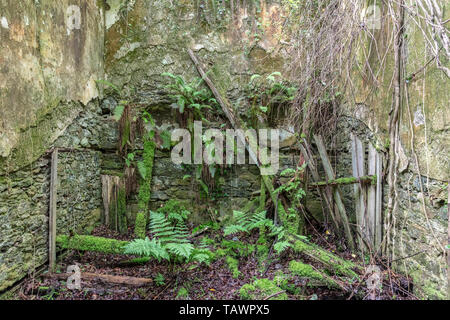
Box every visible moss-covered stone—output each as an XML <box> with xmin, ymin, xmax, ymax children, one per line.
<box><xmin>240</xmin><ymin>278</ymin><xmax>287</xmax><ymax>300</ymax></box>
<box><xmin>56</xmin><ymin>235</ymin><xmax>128</xmax><ymax>254</ymax></box>
<box><xmin>134</xmin><ymin>134</ymin><xmax>156</xmax><ymax>234</ymax></box>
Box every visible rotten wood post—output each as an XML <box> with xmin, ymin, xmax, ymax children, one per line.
<box><xmin>314</xmin><ymin>134</ymin><xmax>355</xmax><ymax>250</ymax></box>
<box><xmin>300</xmin><ymin>143</ymin><xmax>339</xmax><ymax>232</ymax></box>
<box><xmin>367</xmin><ymin>144</ymin><xmax>377</xmax><ymax>246</ymax></box>
<box><xmin>375</xmin><ymin>151</ymin><xmax>383</xmax><ymax>250</ymax></box>
<box><xmin>49</xmin><ymin>148</ymin><xmax>58</xmax><ymax>273</ymax></box>
<box><xmin>351</xmin><ymin>133</ymin><xmax>366</xmax><ymax>250</ymax></box>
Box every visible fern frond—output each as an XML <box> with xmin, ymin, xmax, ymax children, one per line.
<box><xmin>224</xmin><ymin>224</ymin><xmax>247</xmax><ymax>236</ymax></box>
<box><xmin>273</xmin><ymin>241</ymin><xmax>292</xmax><ymax>254</ymax></box>
<box><xmin>165</xmin><ymin>243</ymin><xmax>194</xmax><ymax>260</ymax></box>
<box><xmin>123</xmin><ymin>237</ymin><xmax>169</xmax><ymax>262</ymax></box>
<box><xmin>137</xmin><ymin>161</ymin><xmax>147</xmax><ymax>179</ymax></box>
<box><xmin>113</xmin><ymin>104</ymin><xmax>125</xmax><ymax>121</ymax></box>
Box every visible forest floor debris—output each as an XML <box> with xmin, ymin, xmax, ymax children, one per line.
<box><xmin>16</xmin><ymin>224</ymin><xmax>415</xmax><ymax>300</ymax></box>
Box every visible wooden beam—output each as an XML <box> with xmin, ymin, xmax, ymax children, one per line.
<box><xmin>351</xmin><ymin>133</ymin><xmax>366</xmax><ymax>250</ymax></box>
<box><xmin>300</xmin><ymin>143</ymin><xmax>339</xmax><ymax>232</ymax></box>
<box><xmin>375</xmin><ymin>152</ymin><xmax>383</xmax><ymax>250</ymax></box>
<box><xmin>367</xmin><ymin>144</ymin><xmax>377</xmax><ymax>246</ymax></box>
<box><xmin>56</xmin><ymin>235</ymin><xmax>128</xmax><ymax>255</ymax></box>
<box><xmin>308</xmin><ymin>175</ymin><xmax>376</xmax><ymax>187</ymax></box>
<box><xmin>187</xmin><ymin>49</ymin><xmax>289</xmax><ymax>222</ymax></box>
<box><xmin>49</xmin><ymin>148</ymin><xmax>58</xmax><ymax>273</ymax></box>
<box><xmin>313</xmin><ymin>135</ymin><xmax>355</xmax><ymax>250</ymax></box>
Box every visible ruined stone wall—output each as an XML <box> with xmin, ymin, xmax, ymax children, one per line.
<box><xmin>0</xmin><ymin>101</ymin><xmax>108</xmax><ymax>291</ymax></box>
<box><xmin>338</xmin><ymin>1</ymin><xmax>449</xmax><ymax>299</ymax></box>
<box><xmin>331</xmin><ymin>116</ymin><xmax>447</xmax><ymax>299</ymax></box>
<box><xmin>0</xmin><ymin>0</ymin><xmax>295</xmax><ymax>291</ymax></box>
<box><xmin>0</xmin><ymin>0</ymin><xmax>105</xmax><ymax>172</ymax></box>
<box><xmin>0</xmin><ymin>0</ymin><xmax>106</xmax><ymax>291</ymax></box>
<box><xmin>0</xmin><ymin>0</ymin><xmax>446</xmax><ymax>299</ymax></box>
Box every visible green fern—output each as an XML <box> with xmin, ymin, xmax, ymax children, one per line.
<box><xmin>273</xmin><ymin>241</ymin><xmax>292</xmax><ymax>254</ymax></box>
<box><xmin>123</xmin><ymin>237</ymin><xmax>169</xmax><ymax>262</ymax></box>
<box><xmin>156</xmin><ymin>200</ymin><xmax>190</xmax><ymax>225</ymax></box>
<box><xmin>224</xmin><ymin>210</ymin><xmax>273</xmax><ymax>236</ymax></box>
<box><xmin>113</xmin><ymin>104</ymin><xmax>125</xmax><ymax>121</ymax></box>
<box><xmin>223</xmin><ymin>210</ymin><xmax>293</xmax><ymax>256</ymax></box>
<box><xmin>165</xmin><ymin>243</ymin><xmax>194</xmax><ymax>260</ymax></box>
<box><xmin>125</xmin><ymin>209</ymin><xmax>212</xmax><ymax>264</ymax></box>
<box><xmin>137</xmin><ymin>161</ymin><xmax>147</xmax><ymax>179</ymax></box>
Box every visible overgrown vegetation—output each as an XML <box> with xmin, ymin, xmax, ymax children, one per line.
<box><xmin>245</xmin><ymin>72</ymin><xmax>297</xmax><ymax>127</ymax></box>
<box><xmin>125</xmin><ymin>203</ymin><xmax>212</xmax><ymax>265</ymax></box>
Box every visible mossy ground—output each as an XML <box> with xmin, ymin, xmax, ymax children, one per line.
<box><xmin>19</xmin><ymin>219</ymin><xmax>413</xmax><ymax>300</ymax></box>
<box><xmin>240</xmin><ymin>278</ymin><xmax>288</xmax><ymax>300</ymax></box>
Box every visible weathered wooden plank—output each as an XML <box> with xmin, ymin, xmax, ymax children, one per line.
<box><xmin>367</xmin><ymin>144</ymin><xmax>377</xmax><ymax>247</ymax></box>
<box><xmin>447</xmin><ymin>183</ymin><xmax>449</xmax><ymax>290</ymax></box>
<box><xmin>375</xmin><ymin>152</ymin><xmax>383</xmax><ymax>250</ymax></box>
<box><xmin>351</xmin><ymin>133</ymin><xmax>363</xmax><ymax>249</ymax></box>
<box><xmin>101</xmin><ymin>175</ymin><xmax>121</xmax><ymax>231</ymax></box>
<box><xmin>308</xmin><ymin>175</ymin><xmax>376</xmax><ymax>187</ymax></box>
<box><xmin>313</xmin><ymin>135</ymin><xmax>355</xmax><ymax>250</ymax></box>
<box><xmin>300</xmin><ymin>143</ymin><xmax>339</xmax><ymax>232</ymax></box>
<box><xmin>49</xmin><ymin>149</ymin><xmax>58</xmax><ymax>272</ymax></box>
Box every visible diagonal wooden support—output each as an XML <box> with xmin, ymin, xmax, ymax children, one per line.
<box><xmin>351</xmin><ymin>133</ymin><xmax>367</xmax><ymax>250</ymax></box>
<box><xmin>367</xmin><ymin>144</ymin><xmax>377</xmax><ymax>246</ymax></box>
<box><xmin>314</xmin><ymin>134</ymin><xmax>355</xmax><ymax>250</ymax></box>
<box><xmin>300</xmin><ymin>142</ymin><xmax>339</xmax><ymax>232</ymax></box>
<box><xmin>187</xmin><ymin>49</ymin><xmax>292</xmax><ymax>229</ymax></box>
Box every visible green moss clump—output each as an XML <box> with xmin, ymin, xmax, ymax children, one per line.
<box><xmin>291</xmin><ymin>240</ymin><xmax>359</xmax><ymax>279</ymax></box>
<box><xmin>289</xmin><ymin>261</ymin><xmax>339</xmax><ymax>289</ymax></box>
<box><xmin>134</xmin><ymin>211</ymin><xmax>147</xmax><ymax>239</ymax></box>
<box><xmin>289</xmin><ymin>261</ymin><xmax>322</xmax><ymax>279</ymax></box>
<box><xmin>273</xmin><ymin>271</ymin><xmax>289</xmax><ymax>289</ymax></box>
<box><xmin>56</xmin><ymin>235</ymin><xmax>128</xmax><ymax>254</ymax></box>
<box><xmin>293</xmin><ymin>240</ymin><xmax>311</xmax><ymax>253</ymax></box>
<box><xmin>225</xmin><ymin>257</ymin><xmax>241</xmax><ymax>279</ymax></box>
<box><xmin>134</xmin><ymin>135</ymin><xmax>155</xmax><ymax>234</ymax></box>
<box><xmin>240</xmin><ymin>279</ymin><xmax>288</xmax><ymax>300</ymax></box>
